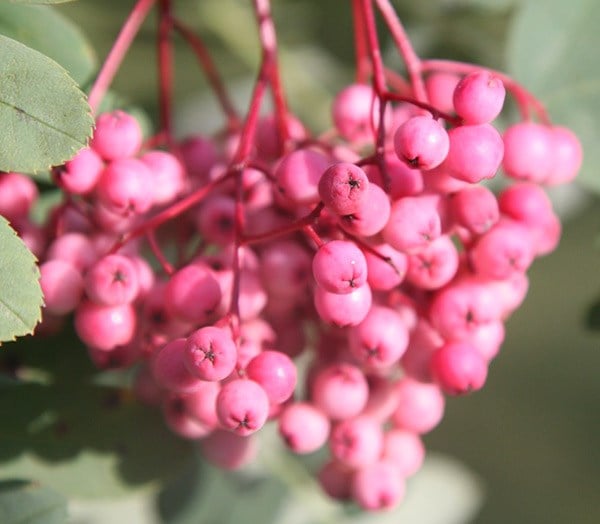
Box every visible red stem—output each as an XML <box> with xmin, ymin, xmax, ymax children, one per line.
<box><xmin>108</xmin><ymin>171</ymin><xmax>234</xmax><ymax>254</ymax></box>
<box><xmin>88</xmin><ymin>0</ymin><xmax>156</xmax><ymax>113</ymax></box>
<box><xmin>240</xmin><ymin>203</ymin><xmax>324</xmax><ymax>246</ymax></box>
<box><xmin>420</xmin><ymin>59</ymin><xmax>551</xmax><ymax>124</ymax></box>
<box><xmin>171</xmin><ymin>17</ymin><xmax>241</xmax><ymax>129</ymax></box>
<box><xmin>352</xmin><ymin>0</ymin><xmax>370</xmax><ymax>84</ymax></box>
<box><xmin>145</xmin><ymin>230</ymin><xmax>175</xmax><ymax>275</ymax></box>
<box><xmin>254</xmin><ymin>0</ymin><xmax>290</xmax><ymax>154</ymax></box>
<box><xmin>383</xmin><ymin>92</ymin><xmax>462</xmax><ymax>125</ymax></box>
<box><xmin>359</xmin><ymin>0</ymin><xmax>387</xmax><ymax>96</ymax></box>
<box><xmin>373</xmin><ymin>0</ymin><xmax>427</xmax><ymax>102</ymax></box>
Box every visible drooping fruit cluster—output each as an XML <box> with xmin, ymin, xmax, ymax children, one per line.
<box><xmin>6</xmin><ymin>0</ymin><xmax>582</xmax><ymax>513</ymax></box>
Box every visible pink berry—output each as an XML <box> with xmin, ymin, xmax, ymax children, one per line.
<box><xmin>381</xmin><ymin>429</ymin><xmax>425</xmax><ymax>477</ymax></box>
<box><xmin>329</xmin><ymin>416</ymin><xmax>384</xmax><ymax>468</ymax></box>
<box><xmin>502</xmin><ymin>122</ymin><xmax>553</xmax><ymax>182</ymax></box>
<box><xmin>382</xmin><ymin>194</ymin><xmax>443</xmax><ymax>253</ymax></box>
<box><xmin>151</xmin><ymin>338</ymin><xmax>204</xmax><ymax>394</ymax></box>
<box><xmin>140</xmin><ymin>150</ymin><xmax>185</xmax><ymax>205</ymax></box>
<box><xmin>394</xmin><ymin>114</ymin><xmax>450</xmax><ymax>170</ymax></box>
<box><xmin>391</xmin><ymin>378</ymin><xmax>445</xmax><ymax>434</ymax></box>
<box><xmin>318</xmin><ymin>162</ymin><xmax>370</xmax><ymax>215</ymax></box>
<box><xmin>95</xmin><ymin>158</ymin><xmax>153</xmax><ymax>215</ymax></box>
<box><xmin>246</xmin><ymin>350</ymin><xmax>297</xmax><ymax>404</ymax></box>
<box><xmin>53</xmin><ymin>147</ymin><xmax>104</xmax><ymax>195</ymax></box>
<box><xmin>351</xmin><ymin>460</ymin><xmax>405</xmax><ymax>511</ymax></box>
<box><xmin>74</xmin><ymin>300</ymin><xmax>136</xmax><ymax>351</ymax></box>
<box><xmin>364</xmin><ymin>242</ymin><xmax>408</xmax><ymax>291</ymax></box>
<box><xmin>545</xmin><ymin>125</ymin><xmax>583</xmax><ymax>185</ymax></box>
<box><xmin>0</xmin><ymin>172</ymin><xmax>38</xmax><ymax>221</ymax></box>
<box><xmin>311</xmin><ymin>363</ymin><xmax>369</xmax><ymax>420</ymax></box>
<box><xmin>314</xmin><ymin>283</ymin><xmax>372</xmax><ymax>327</ymax></box>
<box><xmin>179</xmin><ymin>134</ymin><xmax>219</xmax><ymax>184</ymax></box>
<box><xmin>84</xmin><ymin>254</ymin><xmax>140</xmax><ymax>306</ymax></box>
<box><xmin>46</xmin><ymin>232</ymin><xmax>98</xmax><ymax>272</ymax></box>
<box><xmin>450</xmin><ymin>185</ymin><xmax>499</xmax><ymax>235</ymax></box>
<box><xmin>39</xmin><ymin>259</ymin><xmax>84</xmax><ymax>315</ymax></box>
<box><xmin>215</xmin><ymin>379</ymin><xmax>270</xmax><ymax>436</ymax></box>
<box><xmin>406</xmin><ymin>234</ymin><xmax>459</xmax><ymax>290</ymax></box>
<box><xmin>90</xmin><ymin>110</ymin><xmax>143</xmax><ymax>160</ymax></box>
<box><xmin>443</xmin><ymin>123</ymin><xmax>504</xmax><ymax>183</ymax></box>
<box><xmin>318</xmin><ymin>460</ymin><xmax>353</xmax><ymax>501</ymax></box>
<box><xmin>430</xmin><ymin>341</ymin><xmax>488</xmax><ymax>395</ymax></box>
<box><xmin>259</xmin><ymin>240</ymin><xmax>312</xmax><ymax>298</ymax></box>
<box><xmin>162</xmin><ymin>394</ymin><xmax>212</xmax><ymax>439</ymax></box>
<box><xmin>338</xmin><ymin>183</ymin><xmax>391</xmax><ymax>237</ymax></box>
<box><xmin>453</xmin><ymin>70</ymin><xmax>506</xmax><ymax>124</ymax></box>
<box><xmin>349</xmin><ymin>305</ymin><xmax>409</xmax><ymax>370</ymax></box>
<box><xmin>275</xmin><ymin>149</ymin><xmax>330</xmax><ymax>205</ymax></box>
<box><xmin>278</xmin><ymin>402</ymin><xmax>330</xmax><ymax>453</ymax></box>
<box><xmin>312</xmin><ymin>240</ymin><xmax>368</xmax><ymax>294</ymax></box>
<box><xmin>425</xmin><ymin>72</ymin><xmax>461</xmax><ymax>114</ymax></box>
<box><xmin>184</xmin><ymin>326</ymin><xmax>237</xmax><ymax>382</ymax></box>
<box><xmin>401</xmin><ymin>319</ymin><xmax>444</xmax><ymax>383</ymax></box>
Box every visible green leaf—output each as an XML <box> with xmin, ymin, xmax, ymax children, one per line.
<box><xmin>0</xmin><ymin>34</ymin><xmax>93</xmax><ymax>174</ymax></box>
<box><xmin>507</xmin><ymin>0</ymin><xmax>600</xmax><ymax>193</ymax></box>
<box><xmin>0</xmin><ymin>3</ymin><xmax>96</xmax><ymax>85</ymax></box>
<box><xmin>0</xmin><ymin>479</ymin><xmax>68</xmax><ymax>524</ymax></box>
<box><xmin>0</xmin><ymin>216</ymin><xmax>42</xmax><ymax>343</ymax></box>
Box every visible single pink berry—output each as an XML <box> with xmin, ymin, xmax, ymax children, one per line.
<box><xmin>329</xmin><ymin>416</ymin><xmax>384</xmax><ymax>468</ymax></box>
<box><xmin>318</xmin><ymin>162</ymin><xmax>370</xmax><ymax>215</ymax></box>
<box><xmin>382</xmin><ymin>429</ymin><xmax>425</xmax><ymax>478</ymax></box>
<box><xmin>425</xmin><ymin>72</ymin><xmax>461</xmax><ymax>114</ymax></box>
<box><xmin>95</xmin><ymin>158</ymin><xmax>153</xmax><ymax>215</ymax></box>
<box><xmin>162</xmin><ymin>394</ymin><xmax>212</xmax><ymax>439</ymax></box>
<box><xmin>246</xmin><ymin>350</ymin><xmax>297</xmax><ymax>404</ymax></box>
<box><xmin>275</xmin><ymin>149</ymin><xmax>330</xmax><ymax>205</ymax></box>
<box><xmin>430</xmin><ymin>341</ymin><xmax>488</xmax><ymax>395</ymax></box>
<box><xmin>318</xmin><ymin>460</ymin><xmax>353</xmax><ymax>501</ymax></box>
<box><xmin>215</xmin><ymin>379</ymin><xmax>270</xmax><ymax>436</ymax></box>
<box><xmin>363</xmin><ymin>242</ymin><xmax>408</xmax><ymax>291</ymax></box>
<box><xmin>311</xmin><ymin>363</ymin><xmax>369</xmax><ymax>420</ymax></box>
<box><xmin>151</xmin><ymin>338</ymin><xmax>204</xmax><ymax>394</ymax></box>
<box><xmin>74</xmin><ymin>300</ymin><xmax>136</xmax><ymax>351</ymax></box>
<box><xmin>502</xmin><ymin>122</ymin><xmax>554</xmax><ymax>182</ymax></box>
<box><xmin>453</xmin><ymin>70</ymin><xmax>506</xmax><ymax>124</ymax></box>
<box><xmin>312</xmin><ymin>240</ymin><xmax>368</xmax><ymax>294</ymax></box>
<box><xmin>545</xmin><ymin>126</ymin><xmax>583</xmax><ymax>185</ymax></box>
<box><xmin>184</xmin><ymin>326</ymin><xmax>237</xmax><ymax>382</ymax></box>
<box><xmin>391</xmin><ymin>378</ymin><xmax>445</xmax><ymax>434</ymax></box>
<box><xmin>338</xmin><ymin>183</ymin><xmax>391</xmax><ymax>237</ymax></box>
<box><xmin>394</xmin><ymin>114</ymin><xmax>450</xmax><ymax>170</ymax></box>
<box><xmin>90</xmin><ymin>110</ymin><xmax>143</xmax><ymax>160</ymax></box>
<box><xmin>313</xmin><ymin>283</ymin><xmax>372</xmax><ymax>327</ymax></box>
<box><xmin>140</xmin><ymin>150</ymin><xmax>185</xmax><ymax>205</ymax></box>
<box><xmin>278</xmin><ymin>402</ymin><xmax>330</xmax><ymax>454</ymax></box>
<box><xmin>84</xmin><ymin>254</ymin><xmax>140</xmax><ymax>306</ymax></box>
<box><xmin>450</xmin><ymin>185</ymin><xmax>499</xmax><ymax>235</ymax></box>
<box><xmin>40</xmin><ymin>259</ymin><xmax>84</xmax><ymax>315</ymax></box>
<box><xmin>405</xmin><ymin>234</ymin><xmax>459</xmax><ymax>290</ymax></box>
<box><xmin>0</xmin><ymin>172</ymin><xmax>38</xmax><ymax>221</ymax></box>
<box><xmin>351</xmin><ymin>460</ymin><xmax>405</xmax><ymax>511</ymax></box>
<box><xmin>53</xmin><ymin>147</ymin><xmax>104</xmax><ymax>195</ymax></box>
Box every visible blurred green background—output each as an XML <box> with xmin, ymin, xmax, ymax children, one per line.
<box><xmin>1</xmin><ymin>0</ymin><xmax>599</xmax><ymax>522</ymax></box>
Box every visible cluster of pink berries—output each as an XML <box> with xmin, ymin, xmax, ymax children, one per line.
<box><xmin>5</xmin><ymin>65</ymin><xmax>581</xmax><ymax>511</ymax></box>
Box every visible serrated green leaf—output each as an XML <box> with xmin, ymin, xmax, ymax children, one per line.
<box><xmin>0</xmin><ymin>479</ymin><xmax>68</xmax><ymax>524</ymax></box>
<box><xmin>0</xmin><ymin>216</ymin><xmax>42</xmax><ymax>343</ymax></box>
<box><xmin>0</xmin><ymin>3</ymin><xmax>96</xmax><ymax>85</ymax></box>
<box><xmin>0</xmin><ymin>34</ymin><xmax>93</xmax><ymax>174</ymax></box>
<box><xmin>507</xmin><ymin>0</ymin><xmax>600</xmax><ymax>193</ymax></box>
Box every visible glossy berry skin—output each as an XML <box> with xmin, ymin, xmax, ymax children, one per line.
<box><xmin>453</xmin><ymin>70</ymin><xmax>506</xmax><ymax>124</ymax></box>
<box><xmin>318</xmin><ymin>162</ymin><xmax>370</xmax><ymax>215</ymax></box>
<box><xmin>425</xmin><ymin>72</ymin><xmax>461</xmax><ymax>114</ymax></box>
<box><xmin>349</xmin><ymin>305</ymin><xmax>409</xmax><ymax>370</ymax></box>
<box><xmin>430</xmin><ymin>341</ymin><xmax>488</xmax><ymax>395</ymax></box>
<box><xmin>391</xmin><ymin>378</ymin><xmax>445</xmax><ymax>434</ymax></box>
<box><xmin>364</xmin><ymin>242</ymin><xmax>407</xmax><ymax>291</ymax></box>
<box><xmin>90</xmin><ymin>110</ymin><xmax>143</xmax><ymax>160</ymax></box>
<box><xmin>311</xmin><ymin>363</ymin><xmax>369</xmax><ymax>420</ymax></box>
<box><xmin>39</xmin><ymin>259</ymin><xmax>84</xmax><ymax>315</ymax></box>
<box><xmin>394</xmin><ymin>115</ymin><xmax>450</xmax><ymax>170</ymax></box>
<box><xmin>338</xmin><ymin>183</ymin><xmax>391</xmax><ymax>237</ymax></box>
<box><xmin>314</xmin><ymin>283</ymin><xmax>372</xmax><ymax>327</ymax></box>
<box><xmin>502</xmin><ymin>122</ymin><xmax>553</xmax><ymax>182</ymax></box>
<box><xmin>443</xmin><ymin>123</ymin><xmax>504</xmax><ymax>183</ymax></box>
<box><xmin>95</xmin><ymin>158</ymin><xmax>153</xmax><ymax>215</ymax></box>
<box><xmin>312</xmin><ymin>240</ymin><xmax>368</xmax><ymax>294</ymax></box>
<box><xmin>151</xmin><ymin>338</ymin><xmax>203</xmax><ymax>394</ymax></box>
<box><xmin>184</xmin><ymin>326</ymin><xmax>237</xmax><ymax>382</ymax></box>
<box><xmin>0</xmin><ymin>172</ymin><xmax>38</xmax><ymax>221</ymax></box>
<box><xmin>381</xmin><ymin>429</ymin><xmax>425</xmax><ymax>478</ymax></box>
<box><xmin>351</xmin><ymin>460</ymin><xmax>405</xmax><ymax>511</ymax></box>
<box><xmin>329</xmin><ymin>416</ymin><xmax>384</xmax><ymax>468</ymax></box>
<box><xmin>545</xmin><ymin>126</ymin><xmax>583</xmax><ymax>185</ymax></box>
<box><xmin>215</xmin><ymin>379</ymin><xmax>270</xmax><ymax>436</ymax></box>
<box><xmin>84</xmin><ymin>254</ymin><xmax>140</xmax><ymax>306</ymax></box>
<box><xmin>275</xmin><ymin>149</ymin><xmax>330</xmax><ymax>205</ymax></box>
<box><xmin>246</xmin><ymin>350</ymin><xmax>297</xmax><ymax>404</ymax></box>
<box><xmin>53</xmin><ymin>147</ymin><xmax>104</xmax><ymax>195</ymax></box>
<box><xmin>405</xmin><ymin>234</ymin><xmax>459</xmax><ymax>290</ymax></box>
<box><xmin>278</xmin><ymin>402</ymin><xmax>330</xmax><ymax>454</ymax></box>
<box><xmin>74</xmin><ymin>300</ymin><xmax>136</xmax><ymax>351</ymax></box>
